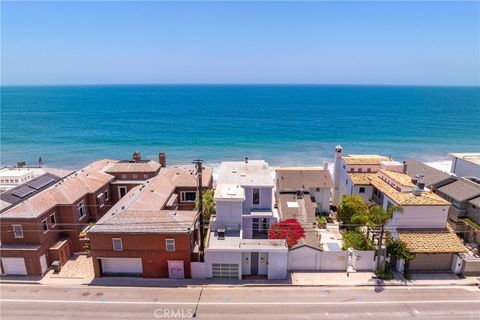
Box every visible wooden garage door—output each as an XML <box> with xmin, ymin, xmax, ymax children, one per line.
<box><xmin>1</xmin><ymin>258</ymin><xmax>27</xmax><ymax>275</ymax></box>
<box><xmin>409</xmin><ymin>254</ymin><xmax>453</xmax><ymax>272</ymax></box>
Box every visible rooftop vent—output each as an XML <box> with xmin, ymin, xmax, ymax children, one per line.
<box><xmin>418</xmin><ymin>182</ymin><xmax>426</xmax><ymax>190</ymax></box>
<box><xmin>415</xmin><ymin>174</ymin><xmax>424</xmax><ymax>179</ymax></box>
<box><xmin>217</xmin><ymin>228</ymin><xmax>225</xmax><ymax>240</ymax></box>
<box><xmin>412</xmin><ymin>185</ymin><xmax>421</xmax><ymax>196</ymax></box>
<box><xmin>411</xmin><ymin>178</ymin><xmax>418</xmax><ymax>185</ymax></box>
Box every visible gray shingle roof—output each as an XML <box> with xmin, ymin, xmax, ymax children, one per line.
<box><xmin>436</xmin><ymin>178</ymin><xmax>480</xmax><ymax>202</ymax></box>
<box><xmin>405</xmin><ymin>159</ymin><xmax>457</xmax><ymax>188</ymax></box>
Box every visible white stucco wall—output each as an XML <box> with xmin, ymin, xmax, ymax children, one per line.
<box><xmin>352</xmin><ymin>185</ymin><xmax>373</xmax><ymax>204</ymax></box>
<box><xmin>259</xmin><ymin>252</ymin><xmax>268</xmax><ymax>275</ymax></box>
<box><xmin>310</xmin><ymin>188</ymin><xmax>331</xmax><ymax>213</ymax></box>
<box><xmin>268</xmin><ymin>251</ymin><xmax>288</xmax><ymax>279</ymax></box>
<box><xmin>243</xmin><ymin>187</ymin><xmax>273</xmax><ymax>212</ymax></box>
<box><xmin>385</xmin><ymin>196</ymin><xmax>449</xmax><ymax>229</ymax></box>
<box><xmin>204</xmin><ymin>251</ymin><xmax>243</xmax><ymax>279</ymax></box>
<box><xmin>242</xmin><ymin>252</ymin><xmax>251</xmax><ymax>275</ymax></box>
<box><xmin>288</xmin><ymin>246</ymin><xmax>322</xmax><ymax>270</ymax></box>
<box><xmin>319</xmin><ymin>251</ymin><xmax>348</xmax><ymax>271</ymax></box>
<box><xmin>353</xmin><ymin>251</ymin><xmax>376</xmax><ymax>271</ymax></box>
<box><xmin>451</xmin><ymin>158</ymin><xmax>480</xmax><ymax>178</ymax></box>
<box><xmin>215</xmin><ymin>200</ymin><xmax>243</xmax><ymax>228</ymax></box>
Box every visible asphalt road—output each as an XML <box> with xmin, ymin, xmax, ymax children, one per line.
<box><xmin>1</xmin><ymin>284</ymin><xmax>479</xmax><ymax>319</ymax></box>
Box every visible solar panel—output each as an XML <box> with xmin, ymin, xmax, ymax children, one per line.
<box><xmin>27</xmin><ymin>175</ymin><xmax>56</xmax><ymax>190</ymax></box>
<box><xmin>11</xmin><ymin>185</ymin><xmax>35</xmax><ymax>198</ymax></box>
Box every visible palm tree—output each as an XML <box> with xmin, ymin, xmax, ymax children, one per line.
<box><xmin>367</xmin><ymin>205</ymin><xmax>402</xmax><ymax>271</ymax></box>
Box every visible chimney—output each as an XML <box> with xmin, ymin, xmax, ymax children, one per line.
<box><xmin>402</xmin><ymin>161</ymin><xmax>407</xmax><ymax>174</ymax></box>
<box><xmin>323</xmin><ymin>161</ymin><xmax>329</xmax><ymax>171</ymax></box>
<box><xmin>418</xmin><ymin>181</ymin><xmax>426</xmax><ymax>190</ymax></box>
<box><xmin>245</xmin><ymin>157</ymin><xmax>248</xmax><ymax>164</ymax></box>
<box><xmin>159</xmin><ymin>152</ymin><xmax>166</xmax><ymax>168</ymax></box>
<box><xmin>132</xmin><ymin>151</ymin><xmax>141</xmax><ymax>162</ymax></box>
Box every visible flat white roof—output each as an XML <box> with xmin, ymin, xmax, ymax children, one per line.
<box><xmin>214</xmin><ymin>184</ymin><xmax>245</xmax><ymax>200</ymax></box>
<box><xmin>449</xmin><ymin>153</ymin><xmax>480</xmax><ymax>165</ymax></box>
<box><xmin>217</xmin><ymin>160</ymin><xmax>274</xmax><ymax>187</ymax></box>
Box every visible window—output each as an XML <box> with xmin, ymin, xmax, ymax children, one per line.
<box><xmin>367</xmin><ymin>168</ymin><xmax>371</xmax><ymax>173</ymax></box>
<box><xmin>358</xmin><ymin>168</ymin><xmax>363</xmax><ymax>173</ymax></box>
<box><xmin>121</xmin><ymin>174</ymin><xmax>127</xmax><ymax>179</ymax></box>
<box><xmin>42</xmin><ymin>219</ymin><xmax>48</xmax><ymax>233</ymax></box>
<box><xmin>359</xmin><ymin>187</ymin><xmax>365</xmax><ymax>193</ymax></box>
<box><xmin>112</xmin><ymin>238</ymin><xmax>123</xmax><ymax>251</ymax></box>
<box><xmin>118</xmin><ymin>186</ymin><xmax>127</xmax><ymax>198</ymax></box>
<box><xmin>132</xmin><ymin>174</ymin><xmax>137</xmax><ymax>179</ymax></box>
<box><xmin>97</xmin><ymin>193</ymin><xmax>105</xmax><ymax>208</ymax></box>
<box><xmin>343</xmin><ymin>165</ymin><xmax>346</xmax><ymax>169</ymax></box>
<box><xmin>104</xmin><ymin>190</ymin><xmax>110</xmax><ymax>200</ymax></box>
<box><xmin>50</xmin><ymin>213</ymin><xmax>57</xmax><ymax>226</ymax></box>
<box><xmin>166</xmin><ymin>239</ymin><xmax>175</xmax><ymax>252</ymax></box>
<box><xmin>77</xmin><ymin>201</ymin><xmax>86</xmax><ymax>219</ymax></box>
<box><xmin>181</xmin><ymin>191</ymin><xmax>196</xmax><ymax>203</ymax></box>
<box><xmin>345</xmin><ymin>179</ymin><xmax>348</xmax><ymax>185</ymax></box>
<box><xmin>253</xmin><ymin>188</ymin><xmax>260</xmax><ymax>205</ymax></box>
<box><xmin>143</xmin><ymin>174</ymin><xmax>149</xmax><ymax>179</ymax></box>
<box><xmin>350</xmin><ymin>168</ymin><xmax>354</xmax><ymax>173</ymax></box>
<box><xmin>13</xmin><ymin>224</ymin><xmax>23</xmax><ymax>238</ymax></box>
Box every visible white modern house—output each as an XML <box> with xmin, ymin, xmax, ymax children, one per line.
<box><xmin>449</xmin><ymin>153</ymin><xmax>480</xmax><ymax>178</ymax></box>
<box><xmin>204</xmin><ymin>159</ymin><xmax>288</xmax><ymax>280</ymax></box>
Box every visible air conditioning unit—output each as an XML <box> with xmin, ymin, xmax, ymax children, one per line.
<box><xmin>217</xmin><ymin>228</ymin><xmax>225</xmax><ymax>240</ymax></box>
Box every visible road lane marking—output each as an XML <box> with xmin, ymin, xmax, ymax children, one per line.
<box><xmin>1</xmin><ymin>299</ymin><xmax>478</xmax><ymax>305</ymax></box>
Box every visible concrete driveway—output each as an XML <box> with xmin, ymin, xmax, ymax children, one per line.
<box><xmin>41</xmin><ymin>253</ymin><xmax>94</xmax><ymax>285</ymax></box>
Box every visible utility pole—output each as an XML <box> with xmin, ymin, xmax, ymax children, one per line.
<box><xmin>376</xmin><ymin>224</ymin><xmax>385</xmax><ymax>271</ymax></box>
<box><xmin>193</xmin><ymin>159</ymin><xmax>204</xmax><ymax>262</ymax></box>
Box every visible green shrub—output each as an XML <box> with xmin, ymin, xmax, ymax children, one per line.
<box><xmin>342</xmin><ymin>230</ymin><xmax>375</xmax><ymax>250</ymax></box>
<box><xmin>316</xmin><ymin>215</ymin><xmax>327</xmax><ymax>227</ymax></box>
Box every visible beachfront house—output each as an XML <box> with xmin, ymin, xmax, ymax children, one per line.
<box><xmin>204</xmin><ymin>159</ymin><xmax>288</xmax><ymax>280</ymax></box>
<box><xmin>449</xmin><ymin>153</ymin><xmax>480</xmax><ymax>178</ymax></box>
<box><xmin>344</xmin><ymin>159</ymin><xmax>467</xmax><ymax>272</ymax></box>
<box><xmin>88</xmin><ymin>166</ymin><xmax>212</xmax><ymax>278</ymax></box>
<box><xmin>332</xmin><ymin>145</ymin><xmax>390</xmax><ymax>206</ymax></box>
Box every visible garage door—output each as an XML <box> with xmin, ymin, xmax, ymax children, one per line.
<box><xmin>212</xmin><ymin>263</ymin><xmax>239</xmax><ymax>279</ymax></box>
<box><xmin>101</xmin><ymin>258</ymin><xmax>143</xmax><ymax>276</ymax></box>
<box><xmin>409</xmin><ymin>253</ymin><xmax>453</xmax><ymax>272</ymax></box>
<box><xmin>1</xmin><ymin>257</ymin><xmax>27</xmax><ymax>275</ymax></box>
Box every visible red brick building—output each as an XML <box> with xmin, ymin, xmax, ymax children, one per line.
<box><xmin>0</xmin><ymin>152</ymin><xmax>166</xmax><ymax>276</ymax></box>
<box><xmin>88</xmin><ymin>166</ymin><xmax>212</xmax><ymax>278</ymax></box>
<box><xmin>0</xmin><ymin>160</ymin><xmax>115</xmax><ymax>276</ymax></box>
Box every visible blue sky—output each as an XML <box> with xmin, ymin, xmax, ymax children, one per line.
<box><xmin>1</xmin><ymin>1</ymin><xmax>479</xmax><ymax>86</ymax></box>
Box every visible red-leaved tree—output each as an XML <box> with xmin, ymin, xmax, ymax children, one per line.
<box><xmin>268</xmin><ymin>218</ymin><xmax>305</xmax><ymax>248</ymax></box>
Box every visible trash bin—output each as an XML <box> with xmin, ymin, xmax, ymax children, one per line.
<box><xmin>51</xmin><ymin>260</ymin><xmax>61</xmax><ymax>273</ymax></box>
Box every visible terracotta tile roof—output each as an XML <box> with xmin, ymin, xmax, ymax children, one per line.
<box><xmin>398</xmin><ymin>228</ymin><xmax>467</xmax><ymax>253</ymax></box>
<box><xmin>90</xmin><ymin>166</ymin><xmax>211</xmax><ymax>234</ymax></box>
<box><xmin>348</xmin><ymin>173</ymin><xmax>377</xmax><ymax>185</ymax></box>
<box><xmin>276</xmin><ymin>168</ymin><xmax>333</xmax><ymax>191</ymax></box>
<box><xmin>369</xmin><ymin>175</ymin><xmax>450</xmax><ymax>206</ymax></box>
<box><xmin>379</xmin><ymin>169</ymin><xmax>415</xmax><ymax>187</ymax></box>
<box><xmin>341</xmin><ymin>155</ymin><xmax>390</xmax><ymax>165</ymax></box>
<box><xmin>105</xmin><ymin>160</ymin><xmax>161</xmax><ymax>173</ymax></box>
<box><xmin>1</xmin><ymin>160</ymin><xmax>116</xmax><ymax>219</ymax></box>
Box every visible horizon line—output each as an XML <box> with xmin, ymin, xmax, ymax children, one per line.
<box><xmin>1</xmin><ymin>82</ymin><xmax>479</xmax><ymax>88</ymax></box>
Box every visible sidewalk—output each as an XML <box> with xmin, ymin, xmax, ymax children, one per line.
<box><xmin>2</xmin><ymin>272</ymin><xmax>479</xmax><ymax>288</ymax></box>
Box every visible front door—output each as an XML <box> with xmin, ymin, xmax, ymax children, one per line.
<box><xmin>251</xmin><ymin>252</ymin><xmax>259</xmax><ymax>276</ymax></box>
<box><xmin>168</xmin><ymin>260</ymin><xmax>185</xmax><ymax>279</ymax></box>
<box><xmin>40</xmin><ymin>254</ymin><xmax>48</xmax><ymax>274</ymax></box>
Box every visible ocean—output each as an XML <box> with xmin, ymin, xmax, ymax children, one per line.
<box><xmin>1</xmin><ymin>85</ymin><xmax>479</xmax><ymax>171</ymax></box>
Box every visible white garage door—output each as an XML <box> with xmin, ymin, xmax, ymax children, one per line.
<box><xmin>101</xmin><ymin>258</ymin><xmax>143</xmax><ymax>276</ymax></box>
<box><xmin>212</xmin><ymin>263</ymin><xmax>239</xmax><ymax>279</ymax></box>
<box><xmin>1</xmin><ymin>257</ymin><xmax>27</xmax><ymax>275</ymax></box>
